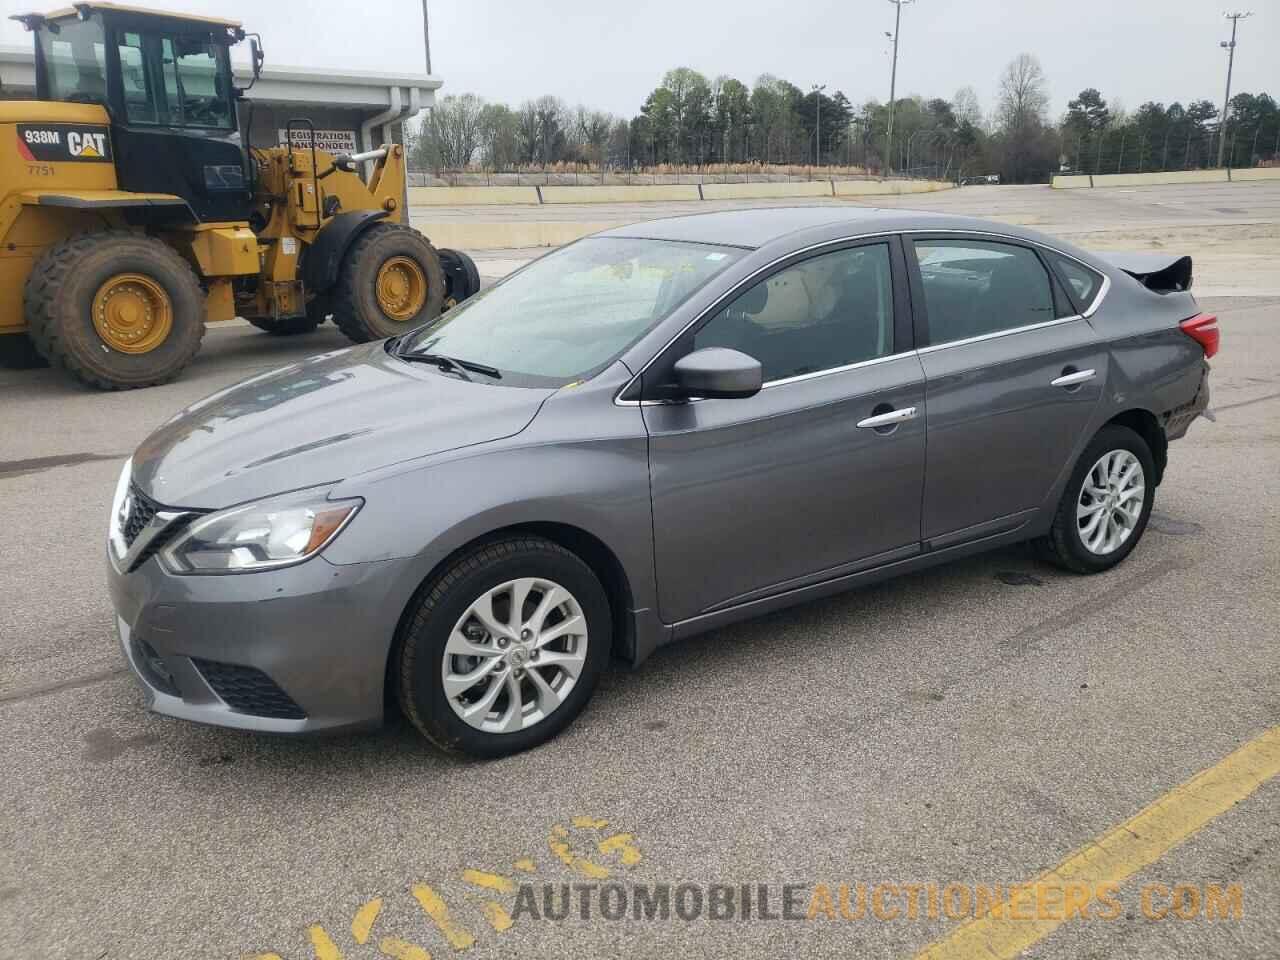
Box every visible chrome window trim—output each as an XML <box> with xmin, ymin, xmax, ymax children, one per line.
<box><xmin>1081</xmin><ymin>273</ymin><xmax>1111</xmax><ymax>318</ymax></box>
<box><xmin>613</xmin><ymin>226</ymin><xmax>1112</xmax><ymax>407</ymax></box>
<box><xmin>760</xmin><ymin>349</ymin><xmax>910</xmax><ymax>389</ymax></box>
<box><xmin>914</xmin><ymin>314</ymin><xmax>1082</xmax><ymax>355</ymax></box>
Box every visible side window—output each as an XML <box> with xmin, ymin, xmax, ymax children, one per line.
<box><xmin>1045</xmin><ymin>251</ymin><xmax>1104</xmax><ymax>313</ymax></box>
<box><xmin>913</xmin><ymin>239</ymin><xmax>1056</xmax><ymax>345</ymax></box>
<box><xmin>160</xmin><ymin>39</ymin><xmax>181</xmax><ymax>123</ymax></box>
<box><xmin>693</xmin><ymin>244</ymin><xmax>895</xmax><ymax>383</ymax></box>
<box><xmin>118</xmin><ymin>33</ymin><xmax>157</xmax><ymax>124</ymax></box>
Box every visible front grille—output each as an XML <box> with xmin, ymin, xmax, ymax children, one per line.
<box><xmin>192</xmin><ymin>658</ymin><xmax>307</xmax><ymax>720</ymax></box>
<box><xmin>122</xmin><ymin>484</ymin><xmax>159</xmax><ymax>547</ymax></box>
<box><xmin>118</xmin><ymin>484</ymin><xmax>196</xmax><ymax>571</ymax></box>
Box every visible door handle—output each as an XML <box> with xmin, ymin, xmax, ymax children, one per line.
<box><xmin>857</xmin><ymin>406</ymin><xmax>918</xmax><ymax>429</ymax></box>
<box><xmin>1051</xmin><ymin>368</ymin><xmax>1096</xmax><ymax>388</ymax></box>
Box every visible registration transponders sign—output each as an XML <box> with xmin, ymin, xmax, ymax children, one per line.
<box><xmin>17</xmin><ymin>123</ymin><xmax>113</xmax><ymax>163</ymax></box>
<box><xmin>278</xmin><ymin>128</ymin><xmax>358</xmax><ymax>154</ymax></box>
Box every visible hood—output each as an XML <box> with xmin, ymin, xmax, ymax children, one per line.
<box><xmin>132</xmin><ymin>342</ymin><xmax>554</xmax><ymax>509</ymax></box>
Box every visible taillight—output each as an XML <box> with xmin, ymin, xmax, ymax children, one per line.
<box><xmin>1180</xmin><ymin>313</ymin><xmax>1219</xmax><ymax>359</ymax></box>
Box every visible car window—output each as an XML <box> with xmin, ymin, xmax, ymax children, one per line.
<box><xmin>399</xmin><ymin>237</ymin><xmax>744</xmax><ymax>386</ymax></box>
<box><xmin>914</xmin><ymin>239</ymin><xmax>1056</xmax><ymax>345</ymax></box>
<box><xmin>1045</xmin><ymin>251</ymin><xmax>1104</xmax><ymax>313</ymax></box>
<box><xmin>693</xmin><ymin>243</ymin><xmax>895</xmax><ymax>383</ymax></box>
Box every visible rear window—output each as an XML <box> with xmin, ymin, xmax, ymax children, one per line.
<box><xmin>1045</xmin><ymin>251</ymin><xmax>1104</xmax><ymax>313</ymax></box>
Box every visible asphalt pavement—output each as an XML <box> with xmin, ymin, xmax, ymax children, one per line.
<box><xmin>1</xmin><ymin>181</ymin><xmax>1277</xmax><ymax>960</ymax></box>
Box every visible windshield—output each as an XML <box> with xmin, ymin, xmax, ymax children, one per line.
<box><xmin>37</xmin><ymin>17</ymin><xmax>108</xmax><ymax>105</ymax></box>
<box><xmin>398</xmin><ymin>237</ymin><xmax>745</xmax><ymax>386</ymax></box>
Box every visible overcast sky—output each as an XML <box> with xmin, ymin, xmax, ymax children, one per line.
<box><xmin>2</xmin><ymin>1</ymin><xmax>1274</xmax><ymax>119</ymax></box>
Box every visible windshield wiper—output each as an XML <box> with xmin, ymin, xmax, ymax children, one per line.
<box><xmin>397</xmin><ymin>351</ymin><xmax>502</xmax><ymax>381</ymax></box>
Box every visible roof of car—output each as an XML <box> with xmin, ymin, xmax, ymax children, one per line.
<box><xmin>599</xmin><ymin>205</ymin><xmax>960</xmax><ymax>249</ymax></box>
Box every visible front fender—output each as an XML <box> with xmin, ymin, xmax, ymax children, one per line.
<box><xmin>303</xmin><ymin>209</ymin><xmax>388</xmax><ymax>294</ymax></box>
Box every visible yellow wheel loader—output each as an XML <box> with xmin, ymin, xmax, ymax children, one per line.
<box><xmin>1</xmin><ymin>3</ymin><xmax>480</xmax><ymax>389</ymax></box>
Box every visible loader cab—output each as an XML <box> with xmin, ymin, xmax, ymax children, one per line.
<box><xmin>23</xmin><ymin>4</ymin><xmax>252</xmax><ymax>222</ymax></box>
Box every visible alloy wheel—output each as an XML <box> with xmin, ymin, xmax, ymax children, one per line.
<box><xmin>1077</xmin><ymin>449</ymin><xmax>1145</xmax><ymax>555</ymax></box>
<box><xmin>441</xmin><ymin>578</ymin><xmax>588</xmax><ymax>734</ymax></box>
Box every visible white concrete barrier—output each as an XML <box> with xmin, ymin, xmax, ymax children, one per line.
<box><xmin>541</xmin><ymin>184</ymin><xmax>702</xmax><ymax>204</ymax></box>
<box><xmin>1052</xmin><ymin>169</ymin><xmax>1243</xmax><ymax>189</ymax></box>
<box><xmin>1232</xmin><ymin>166</ymin><xmax>1280</xmax><ymax>182</ymax></box>
<box><xmin>833</xmin><ymin>179</ymin><xmax>954</xmax><ymax>196</ymax></box>
<box><xmin>407</xmin><ymin>186</ymin><xmax>541</xmax><ymax>205</ymax></box>
<box><xmin>701</xmin><ymin>180</ymin><xmax>834</xmax><ymax>200</ymax></box>
<box><xmin>414</xmin><ymin>221</ymin><xmax>622</xmax><ymax>250</ymax></box>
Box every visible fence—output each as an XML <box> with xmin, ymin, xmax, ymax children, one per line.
<box><xmin>403</xmin><ymin>161</ymin><xmax>938</xmax><ymax>189</ymax></box>
<box><xmin>1061</xmin><ymin>124</ymin><xmax>1280</xmax><ymax>176</ymax></box>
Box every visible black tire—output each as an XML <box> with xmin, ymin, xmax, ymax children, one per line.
<box><xmin>439</xmin><ymin>247</ymin><xmax>482</xmax><ymax>308</ymax></box>
<box><xmin>397</xmin><ymin>537</ymin><xmax>612</xmax><ymax>758</ymax></box>
<box><xmin>332</xmin><ymin>223</ymin><xmax>445</xmax><ymax>343</ymax></box>
<box><xmin>24</xmin><ymin>231</ymin><xmax>204</xmax><ymax>390</ymax></box>
<box><xmin>0</xmin><ymin>333</ymin><xmax>49</xmax><ymax>370</ymax></box>
<box><xmin>1037</xmin><ymin>424</ymin><xmax>1156</xmax><ymax>574</ymax></box>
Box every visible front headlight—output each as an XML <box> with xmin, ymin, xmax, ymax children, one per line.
<box><xmin>160</xmin><ymin>487</ymin><xmax>362</xmax><ymax>574</ymax></box>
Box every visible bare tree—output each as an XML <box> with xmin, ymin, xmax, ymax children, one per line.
<box><xmin>532</xmin><ymin>95</ymin><xmax>569</xmax><ymax>165</ymax></box>
<box><xmin>575</xmin><ymin>107</ymin><xmax>614</xmax><ymax>166</ymax></box>
<box><xmin>996</xmin><ymin>53</ymin><xmax>1049</xmax><ymax>133</ymax></box>
<box><xmin>953</xmin><ymin>85</ymin><xmax>983</xmax><ymax>128</ymax></box>
<box><xmin>419</xmin><ymin>93</ymin><xmax>484</xmax><ymax>168</ymax></box>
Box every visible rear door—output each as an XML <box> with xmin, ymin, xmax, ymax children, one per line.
<box><xmin>643</xmin><ymin>238</ymin><xmax>926</xmax><ymax>624</ymax></box>
<box><xmin>907</xmin><ymin>235</ymin><xmax>1107</xmax><ymax>545</ymax></box>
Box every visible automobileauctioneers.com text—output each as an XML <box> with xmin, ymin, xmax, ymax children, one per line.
<box><xmin>507</xmin><ymin>881</ymin><xmax>1244</xmax><ymax>923</ymax></box>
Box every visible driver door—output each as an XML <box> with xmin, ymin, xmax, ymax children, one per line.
<box><xmin>642</xmin><ymin>239</ymin><xmax>926</xmax><ymax>625</ymax></box>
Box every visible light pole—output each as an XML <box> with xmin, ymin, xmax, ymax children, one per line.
<box><xmin>885</xmin><ymin>0</ymin><xmax>914</xmax><ymax>176</ymax></box>
<box><xmin>811</xmin><ymin>84</ymin><xmax>827</xmax><ymax>165</ymax></box>
<box><xmin>1217</xmin><ymin>11</ymin><xmax>1252</xmax><ymax>168</ymax></box>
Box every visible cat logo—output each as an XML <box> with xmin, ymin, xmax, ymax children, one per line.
<box><xmin>67</xmin><ymin>131</ymin><xmax>107</xmax><ymax>158</ymax></box>
<box><xmin>17</xmin><ymin>123</ymin><xmax>113</xmax><ymax>163</ymax></box>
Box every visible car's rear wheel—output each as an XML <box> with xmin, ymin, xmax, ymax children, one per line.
<box><xmin>1038</xmin><ymin>424</ymin><xmax>1155</xmax><ymax>573</ymax></box>
<box><xmin>397</xmin><ymin>537</ymin><xmax>611</xmax><ymax>757</ymax></box>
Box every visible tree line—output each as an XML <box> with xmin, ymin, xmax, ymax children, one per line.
<box><xmin>409</xmin><ymin>55</ymin><xmax>1278</xmax><ymax>184</ymax></box>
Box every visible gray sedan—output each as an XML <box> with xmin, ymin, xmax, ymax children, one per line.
<box><xmin>107</xmin><ymin>207</ymin><xmax>1215</xmax><ymax>757</ymax></box>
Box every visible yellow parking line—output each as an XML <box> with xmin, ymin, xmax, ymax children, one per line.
<box><xmin>352</xmin><ymin>897</ymin><xmax>382</xmax><ymax>945</ymax></box>
<box><xmin>480</xmin><ymin>901</ymin><xmax>515</xmax><ymax>932</ymax></box>
<box><xmin>378</xmin><ymin>937</ymin><xmax>431</xmax><ymax>960</ymax></box>
<box><xmin>307</xmin><ymin>925</ymin><xmax>343</xmax><ymax>960</ymax></box>
<box><xmin>461</xmin><ymin>869</ymin><xmax>515</xmax><ymax>894</ymax></box>
<box><xmin>912</xmin><ymin>725</ymin><xmax>1280</xmax><ymax>960</ymax></box>
<box><xmin>411</xmin><ymin>883</ymin><xmax>476</xmax><ymax>951</ymax></box>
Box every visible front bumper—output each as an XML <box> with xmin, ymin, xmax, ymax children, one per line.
<box><xmin>109</xmin><ymin>548</ymin><xmax>415</xmax><ymax>733</ymax></box>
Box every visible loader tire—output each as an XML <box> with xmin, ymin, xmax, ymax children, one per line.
<box><xmin>25</xmin><ymin>231</ymin><xmax>205</xmax><ymax>390</ymax></box>
<box><xmin>332</xmin><ymin>224</ymin><xmax>445</xmax><ymax>343</ymax></box>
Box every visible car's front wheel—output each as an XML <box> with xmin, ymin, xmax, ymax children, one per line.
<box><xmin>396</xmin><ymin>537</ymin><xmax>612</xmax><ymax>757</ymax></box>
<box><xmin>1039</xmin><ymin>424</ymin><xmax>1156</xmax><ymax>573</ymax></box>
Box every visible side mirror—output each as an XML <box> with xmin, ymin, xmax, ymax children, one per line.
<box><xmin>673</xmin><ymin>347</ymin><xmax>762</xmax><ymax>400</ymax></box>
